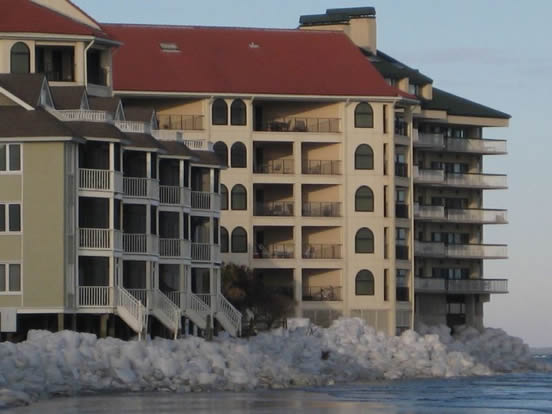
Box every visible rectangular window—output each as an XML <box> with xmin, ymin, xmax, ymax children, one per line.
<box><xmin>150</xmin><ymin>206</ymin><xmax>157</xmax><ymax>235</ymax></box>
<box><xmin>0</xmin><ymin>144</ymin><xmax>21</xmax><ymax>172</ymax></box>
<box><xmin>0</xmin><ymin>264</ymin><xmax>21</xmax><ymax>293</ymax></box>
<box><xmin>0</xmin><ymin>204</ymin><xmax>5</xmax><ymax>231</ymax></box>
<box><xmin>383</xmin><ymin>105</ymin><xmax>388</xmax><ymax>134</ymax></box>
<box><xmin>183</xmin><ymin>213</ymin><xmax>189</xmax><ymax>240</ymax></box>
<box><xmin>384</xmin><ymin>269</ymin><xmax>388</xmax><ymax>301</ymax></box>
<box><xmin>0</xmin><ymin>203</ymin><xmax>21</xmax><ymax>232</ymax></box>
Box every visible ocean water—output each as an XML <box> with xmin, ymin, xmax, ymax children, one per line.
<box><xmin>9</xmin><ymin>358</ymin><xmax>552</xmax><ymax>414</ymax></box>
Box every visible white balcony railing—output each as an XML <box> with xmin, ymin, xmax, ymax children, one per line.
<box><xmin>123</xmin><ymin>233</ymin><xmax>159</xmax><ymax>255</ymax></box>
<box><xmin>78</xmin><ymin>286</ymin><xmax>112</xmax><ymax>307</ymax></box>
<box><xmin>191</xmin><ymin>191</ymin><xmax>220</xmax><ymax>210</ymax></box>
<box><xmin>123</xmin><ymin>177</ymin><xmax>159</xmax><ymax>199</ymax></box>
<box><xmin>58</xmin><ymin>110</ymin><xmax>112</xmax><ymax>122</ymax></box>
<box><xmin>79</xmin><ymin>169</ymin><xmax>123</xmax><ymax>193</ymax></box>
<box><xmin>445</xmin><ymin>138</ymin><xmax>507</xmax><ymax>155</ymax></box>
<box><xmin>114</xmin><ymin>120</ymin><xmax>151</xmax><ymax>134</ymax></box>
<box><xmin>191</xmin><ymin>243</ymin><xmax>220</xmax><ymax>262</ymax></box>
<box><xmin>79</xmin><ymin>228</ymin><xmax>122</xmax><ymax>251</ymax></box>
<box><xmin>127</xmin><ymin>288</ymin><xmax>150</xmax><ymax>307</ymax></box>
<box><xmin>160</xmin><ymin>186</ymin><xmax>190</xmax><ymax>206</ymax></box>
<box><xmin>160</xmin><ymin>239</ymin><xmax>191</xmax><ymax>258</ymax></box>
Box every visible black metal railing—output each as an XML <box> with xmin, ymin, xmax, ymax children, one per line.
<box><xmin>302</xmin><ymin>244</ymin><xmax>342</xmax><ymax>259</ymax></box>
<box><xmin>253</xmin><ymin>159</ymin><xmax>294</xmax><ymax>174</ymax></box>
<box><xmin>395</xmin><ymin>162</ymin><xmax>408</xmax><ymax>177</ymax></box>
<box><xmin>302</xmin><ymin>286</ymin><xmax>342</xmax><ymax>301</ymax></box>
<box><xmin>157</xmin><ymin>114</ymin><xmax>204</xmax><ymax>130</ymax></box>
<box><xmin>302</xmin><ymin>202</ymin><xmax>341</xmax><ymax>217</ymax></box>
<box><xmin>254</xmin><ymin>243</ymin><xmax>295</xmax><ymax>259</ymax></box>
<box><xmin>259</xmin><ymin>117</ymin><xmax>340</xmax><ymax>133</ymax></box>
<box><xmin>302</xmin><ymin>160</ymin><xmax>341</xmax><ymax>175</ymax></box>
<box><xmin>254</xmin><ymin>201</ymin><xmax>294</xmax><ymax>216</ymax></box>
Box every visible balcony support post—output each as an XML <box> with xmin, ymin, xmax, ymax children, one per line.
<box><xmin>293</xmin><ymin>268</ymin><xmax>302</xmax><ymax>317</ymax></box>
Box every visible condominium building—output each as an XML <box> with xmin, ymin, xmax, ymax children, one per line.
<box><xmin>0</xmin><ymin>0</ymin><xmax>240</xmax><ymax>339</ymax></box>
<box><xmin>0</xmin><ymin>1</ymin><xmax>509</xmax><ymax>338</ymax></box>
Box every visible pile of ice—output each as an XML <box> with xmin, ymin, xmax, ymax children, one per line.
<box><xmin>0</xmin><ymin>318</ymin><xmax>548</xmax><ymax>408</ymax></box>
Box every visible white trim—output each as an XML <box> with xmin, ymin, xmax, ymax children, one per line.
<box><xmin>0</xmin><ymin>33</ymin><xmax>121</xmax><ymax>46</ymax></box>
<box><xmin>0</xmin><ymin>137</ymin><xmax>83</xmax><ymax>143</ymax></box>
<box><xmin>115</xmin><ymin>90</ymin><xmax>403</xmax><ymax>103</ymax></box>
<box><xmin>0</xmin><ymin>87</ymin><xmax>34</xmax><ymax>110</ymax></box>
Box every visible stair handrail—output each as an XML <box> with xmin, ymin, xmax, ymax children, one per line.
<box><xmin>153</xmin><ymin>289</ymin><xmax>181</xmax><ymax>338</ymax></box>
<box><xmin>216</xmin><ymin>294</ymin><xmax>242</xmax><ymax>336</ymax></box>
<box><xmin>116</xmin><ymin>286</ymin><xmax>147</xmax><ymax>339</ymax></box>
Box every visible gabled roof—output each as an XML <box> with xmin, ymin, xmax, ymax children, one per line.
<box><xmin>125</xmin><ymin>133</ymin><xmax>164</xmax><ymax>151</ymax></box>
<box><xmin>0</xmin><ymin>0</ymin><xmax>111</xmax><ymax>38</ymax></box>
<box><xmin>88</xmin><ymin>96</ymin><xmax>121</xmax><ymax>114</ymax></box>
<box><xmin>0</xmin><ymin>107</ymin><xmax>76</xmax><ymax>138</ymax></box>
<box><xmin>50</xmin><ymin>86</ymin><xmax>86</xmax><ymax>110</ymax></box>
<box><xmin>65</xmin><ymin>121</ymin><xmax>128</xmax><ymax>141</ymax></box>
<box><xmin>0</xmin><ymin>74</ymin><xmax>46</xmax><ymax>107</ymax></box>
<box><xmin>191</xmin><ymin>149</ymin><xmax>225</xmax><ymax>167</ymax></box>
<box><xmin>422</xmin><ymin>88</ymin><xmax>511</xmax><ymax>119</ymax></box>
<box><xmin>105</xmin><ymin>24</ymin><xmax>402</xmax><ymax>98</ymax></box>
<box><xmin>123</xmin><ymin>106</ymin><xmax>156</xmax><ymax>123</ymax></box>
<box><xmin>159</xmin><ymin>141</ymin><xmax>194</xmax><ymax>158</ymax></box>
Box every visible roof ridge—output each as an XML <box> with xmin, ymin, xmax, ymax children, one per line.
<box><xmin>27</xmin><ymin>0</ymin><xmax>107</xmax><ymax>35</ymax></box>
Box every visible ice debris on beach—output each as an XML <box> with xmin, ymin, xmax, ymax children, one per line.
<box><xmin>0</xmin><ymin>317</ymin><xmax>548</xmax><ymax>408</ymax></box>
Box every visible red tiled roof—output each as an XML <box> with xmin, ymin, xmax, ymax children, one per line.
<box><xmin>0</xmin><ymin>0</ymin><xmax>110</xmax><ymax>38</ymax></box>
<box><xmin>105</xmin><ymin>24</ymin><xmax>402</xmax><ymax>97</ymax></box>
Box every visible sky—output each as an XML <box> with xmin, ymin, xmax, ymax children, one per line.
<box><xmin>74</xmin><ymin>0</ymin><xmax>552</xmax><ymax>347</ymax></box>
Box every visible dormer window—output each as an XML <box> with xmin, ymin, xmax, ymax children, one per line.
<box><xmin>160</xmin><ymin>43</ymin><xmax>179</xmax><ymax>52</ymax></box>
<box><xmin>408</xmin><ymin>83</ymin><xmax>420</xmax><ymax>96</ymax></box>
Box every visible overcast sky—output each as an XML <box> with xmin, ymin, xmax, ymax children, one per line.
<box><xmin>74</xmin><ymin>0</ymin><xmax>552</xmax><ymax>347</ymax></box>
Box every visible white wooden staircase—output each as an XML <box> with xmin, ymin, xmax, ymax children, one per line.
<box><xmin>214</xmin><ymin>293</ymin><xmax>242</xmax><ymax>337</ymax></box>
<box><xmin>116</xmin><ymin>286</ymin><xmax>147</xmax><ymax>340</ymax></box>
<box><xmin>151</xmin><ymin>289</ymin><xmax>181</xmax><ymax>339</ymax></box>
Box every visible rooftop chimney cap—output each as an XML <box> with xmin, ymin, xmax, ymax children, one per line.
<box><xmin>326</xmin><ymin>7</ymin><xmax>376</xmax><ymax>17</ymax></box>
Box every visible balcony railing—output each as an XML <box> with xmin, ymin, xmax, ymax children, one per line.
<box><xmin>114</xmin><ymin>120</ymin><xmax>151</xmax><ymax>134</ymax></box>
<box><xmin>414</xmin><ymin>204</ymin><xmax>446</xmax><ymax>220</ymax></box>
<box><xmin>395</xmin><ymin>203</ymin><xmax>409</xmax><ymax>218</ymax></box>
<box><xmin>414</xmin><ymin>278</ymin><xmax>508</xmax><ymax>294</ymax></box>
<box><xmin>302</xmin><ymin>244</ymin><xmax>342</xmax><ymax>259</ymax></box>
<box><xmin>191</xmin><ymin>243</ymin><xmax>220</xmax><ymax>262</ymax></box>
<box><xmin>260</xmin><ymin>117</ymin><xmax>340</xmax><ymax>133</ymax></box>
<box><xmin>302</xmin><ymin>160</ymin><xmax>341</xmax><ymax>175</ymax></box>
<box><xmin>414</xmin><ymin>132</ymin><xmax>445</xmax><ymax>148</ymax></box>
<box><xmin>58</xmin><ymin>110</ymin><xmax>112</xmax><ymax>122</ymax></box>
<box><xmin>123</xmin><ymin>177</ymin><xmax>159</xmax><ymax>199</ymax></box>
<box><xmin>413</xmin><ymin>166</ymin><xmax>445</xmax><ymax>184</ymax></box>
<box><xmin>79</xmin><ymin>228</ymin><xmax>122</xmax><ymax>251</ymax></box>
<box><xmin>445</xmin><ymin>138</ymin><xmax>507</xmax><ymax>155</ymax></box>
<box><xmin>123</xmin><ymin>233</ymin><xmax>158</xmax><ymax>255</ymax></box>
<box><xmin>190</xmin><ymin>191</ymin><xmax>220</xmax><ymax>210</ymax></box>
<box><xmin>302</xmin><ymin>286</ymin><xmax>342</xmax><ymax>301</ymax></box>
<box><xmin>415</xmin><ymin>242</ymin><xmax>508</xmax><ymax>259</ymax></box>
<box><xmin>165</xmin><ymin>290</ymin><xmax>185</xmax><ymax>308</ymax></box>
<box><xmin>78</xmin><ymin>286</ymin><xmax>112</xmax><ymax>307</ymax></box>
<box><xmin>302</xmin><ymin>202</ymin><xmax>341</xmax><ymax>217</ymax></box>
<box><xmin>127</xmin><ymin>289</ymin><xmax>150</xmax><ymax>307</ymax></box>
<box><xmin>444</xmin><ymin>173</ymin><xmax>508</xmax><ymax>189</ymax></box>
<box><xmin>159</xmin><ymin>238</ymin><xmax>191</xmax><ymax>259</ymax></box>
<box><xmin>255</xmin><ymin>201</ymin><xmax>294</xmax><ymax>216</ymax></box>
<box><xmin>446</xmin><ymin>208</ymin><xmax>508</xmax><ymax>224</ymax></box>
<box><xmin>160</xmin><ymin>186</ymin><xmax>191</xmax><ymax>206</ymax></box>
<box><xmin>253</xmin><ymin>159</ymin><xmax>294</xmax><ymax>174</ymax></box>
<box><xmin>157</xmin><ymin>114</ymin><xmax>204</xmax><ymax>131</ymax></box>
<box><xmin>79</xmin><ymin>169</ymin><xmax>122</xmax><ymax>192</ymax></box>
<box><xmin>254</xmin><ymin>243</ymin><xmax>295</xmax><ymax>259</ymax></box>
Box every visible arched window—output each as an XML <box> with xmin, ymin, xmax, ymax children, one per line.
<box><xmin>231</xmin><ymin>227</ymin><xmax>247</xmax><ymax>253</ymax></box>
<box><xmin>355</xmin><ymin>144</ymin><xmax>374</xmax><ymax>170</ymax></box>
<box><xmin>355</xmin><ymin>228</ymin><xmax>374</xmax><ymax>253</ymax></box>
<box><xmin>212</xmin><ymin>99</ymin><xmax>228</xmax><ymax>125</ymax></box>
<box><xmin>220</xmin><ymin>184</ymin><xmax>229</xmax><ymax>210</ymax></box>
<box><xmin>231</xmin><ymin>142</ymin><xmax>247</xmax><ymax>168</ymax></box>
<box><xmin>213</xmin><ymin>141</ymin><xmax>228</xmax><ymax>166</ymax></box>
<box><xmin>355</xmin><ymin>270</ymin><xmax>375</xmax><ymax>295</ymax></box>
<box><xmin>354</xmin><ymin>102</ymin><xmax>374</xmax><ymax>128</ymax></box>
<box><xmin>355</xmin><ymin>186</ymin><xmax>374</xmax><ymax>212</ymax></box>
<box><xmin>10</xmin><ymin>42</ymin><xmax>30</xmax><ymax>74</ymax></box>
<box><xmin>231</xmin><ymin>184</ymin><xmax>247</xmax><ymax>210</ymax></box>
<box><xmin>221</xmin><ymin>227</ymin><xmax>229</xmax><ymax>253</ymax></box>
<box><xmin>231</xmin><ymin>99</ymin><xmax>247</xmax><ymax>126</ymax></box>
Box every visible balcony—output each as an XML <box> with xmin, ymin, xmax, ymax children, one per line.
<box><xmin>253</xmin><ymin>159</ymin><xmax>294</xmax><ymax>174</ymax></box>
<box><xmin>159</xmin><ymin>239</ymin><xmax>191</xmax><ymax>259</ymax></box>
<box><xmin>444</xmin><ymin>173</ymin><xmax>508</xmax><ymax>189</ymax></box>
<box><xmin>259</xmin><ymin>117</ymin><xmax>340</xmax><ymax>133</ymax></box>
<box><xmin>302</xmin><ymin>286</ymin><xmax>342</xmax><ymax>301</ymax></box>
<box><xmin>414</xmin><ymin>132</ymin><xmax>445</xmax><ymax>149</ymax></box>
<box><xmin>190</xmin><ymin>191</ymin><xmax>220</xmax><ymax>210</ymax></box>
<box><xmin>79</xmin><ymin>228</ymin><xmax>122</xmax><ymax>251</ymax></box>
<box><xmin>255</xmin><ymin>201</ymin><xmax>294</xmax><ymax>216</ymax></box>
<box><xmin>415</xmin><ymin>242</ymin><xmax>508</xmax><ymax>259</ymax></box>
<box><xmin>395</xmin><ymin>203</ymin><xmax>409</xmax><ymax>219</ymax></box>
<box><xmin>191</xmin><ymin>243</ymin><xmax>220</xmax><ymax>262</ymax></box>
<box><xmin>58</xmin><ymin>110</ymin><xmax>111</xmax><ymax>122</ymax></box>
<box><xmin>254</xmin><ymin>243</ymin><xmax>295</xmax><ymax>259</ymax></box>
<box><xmin>78</xmin><ymin>286</ymin><xmax>112</xmax><ymax>308</ymax></box>
<box><xmin>123</xmin><ymin>233</ymin><xmax>159</xmax><ymax>255</ymax></box>
<box><xmin>446</xmin><ymin>208</ymin><xmax>508</xmax><ymax>224</ymax></box>
<box><xmin>302</xmin><ymin>202</ymin><xmax>341</xmax><ymax>217</ymax></box>
<box><xmin>414</xmin><ymin>204</ymin><xmax>446</xmax><ymax>221</ymax></box>
<box><xmin>79</xmin><ymin>169</ymin><xmax>123</xmax><ymax>193</ymax></box>
<box><xmin>160</xmin><ymin>186</ymin><xmax>191</xmax><ymax>206</ymax></box>
<box><xmin>303</xmin><ymin>244</ymin><xmax>342</xmax><ymax>259</ymax></box>
<box><xmin>413</xmin><ymin>166</ymin><xmax>445</xmax><ymax>184</ymax></box>
<box><xmin>414</xmin><ymin>278</ymin><xmax>508</xmax><ymax>294</ymax></box>
<box><xmin>395</xmin><ymin>162</ymin><xmax>408</xmax><ymax>177</ymax></box>
<box><xmin>446</xmin><ymin>138</ymin><xmax>507</xmax><ymax>155</ymax></box>
<box><xmin>157</xmin><ymin>114</ymin><xmax>204</xmax><ymax>131</ymax></box>
<box><xmin>123</xmin><ymin>177</ymin><xmax>159</xmax><ymax>199</ymax></box>
<box><xmin>302</xmin><ymin>160</ymin><xmax>341</xmax><ymax>175</ymax></box>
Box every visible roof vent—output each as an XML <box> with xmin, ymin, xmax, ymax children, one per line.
<box><xmin>160</xmin><ymin>42</ymin><xmax>179</xmax><ymax>52</ymax></box>
<box><xmin>249</xmin><ymin>42</ymin><xmax>260</xmax><ymax>49</ymax></box>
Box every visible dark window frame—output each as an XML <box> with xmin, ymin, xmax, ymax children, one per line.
<box><xmin>355</xmin><ymin>186</ymin><xmax>374</xmax><ymax>212</ymax></box>
<box><xmin>355</xmin><ymin>270</ymin><xmax>375</xmax><ymax>295</ymax></box>
<box><xmin>354</xmin><ymin>102</ymin><xmax>374</xmax><ymax>128</ymax></box>
<box><xmin>230</xmin><ymin>99</ymin><xmax>247</xmax><ymax>126</ymax></box>
<box><xmin>355</xmin><ymin>227</ymin><xmax>374</xmax><ymax>253</ymax></box>
<box><xmin>231</xmin><ymin>227</ymin><xmax>248</xmax><ymax>253</ymax></box>
<box><xmin>212</xmin><ymin>99</ymin><xmax>228</xmax><ymax>125</ymax></box>
<box><xmin>221</xmin><ymin>227</ymin><xmax>229</xmax><ymax>253</ymax></box>
<box><xmin>355</xmin><ymin>144</ymin><xmax>374</xmax><ymax>170</ymax></box>
<box><xmin>230</xmin><ymin>142</ymin><xmax>247</xmax><ymax>168</ymax></box>
<box><xmin>231</xmin><ymin>184</ymin><xmax>247</xmax><ymax>210</ymax></box>
<box><xmin>10</xmin><ymin>42</ymin><xmax>30</xmax><ymax>74</ymax></box>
